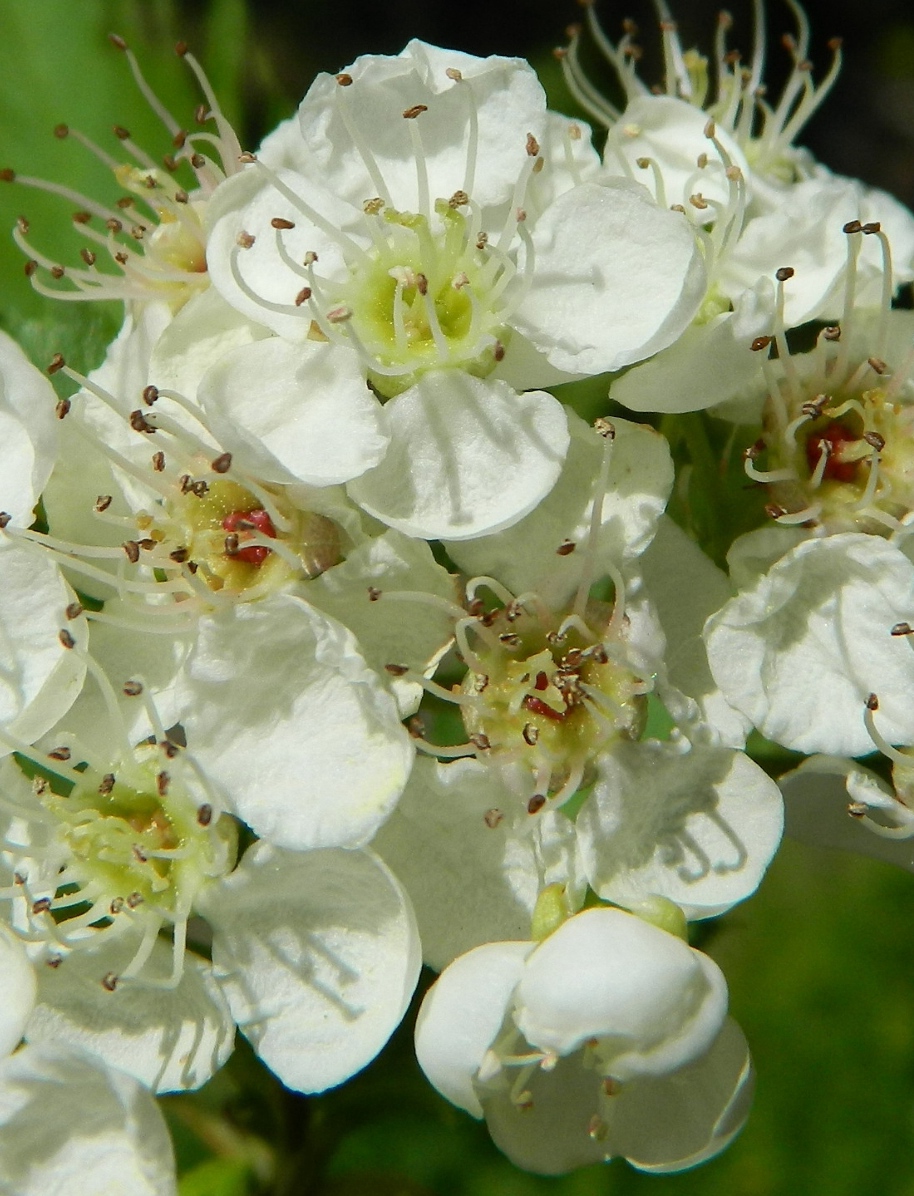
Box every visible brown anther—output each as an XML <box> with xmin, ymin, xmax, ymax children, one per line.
<box><xmin>126</xmin><ymin>892</ymin><xmax>144</xmax><ymax>908</ymax></box>
<box><xmin>484</xmin><ymin>808</ymin><xmax>504</xmax><ymax>828</ymax></box>
<box><xmin>751</xmin><ymin>335</ymin><xmax>772</xmax><ymax>352</ymax></box>
<box><xmin>303</xmin><ymin>251</ymin><xmax>318</xmax><ymax>265</ymax></box>
<box><xmin>271</xmin><ymin>217</ymin><xmax>295</xmax><ymax>230</ymax></box>
<box><xmin>527</xmin><ymin>794</ymin><xmax>547</xmax><ymax>815</ymax></box>
<box><xmin>556</xmin><ymin>539</ymin><xmax>576</xmax><ymax>556</ymax></box>
<box><xmin>130</xmin><ymin>225</ymin><xmax>146</xmax><ymax>240</ymax></box>
<box><xmin>223</xmin><ymin>532</ymin><xmax>240</xmax><ymax>556</ymax></box>
<box><xmin>105</xmin><ymin>218</ymin><xmax>123</xmax><ymax>235</ymax></box>
<box><xmin>191</xmin><ymin>480</ymin><xmax>209</xmax><ymax>497</ymax></box>
<box><xmin>499</xmin><ymin>632</ymin><xmax>521</xmax><ymax>648</ymax></box>
<box><xmin>492</xmin><ymin>341</ymin><xmax>506</xmax><ymax>363</ymax></box>
<box><xmin>52</xmin><ymin>123</ymin><xmax>70</xmax><ymax>142</ymax></box>
<box><xmin>864</xmin><ymin>430</ymin><xmax>886</xmax><ymax>450</ymax></box>
<box><xmin>294</xmin><ymin>287</ymin><xmax>312</xmax><ymax>306</ymax></box>
<box><xmin>156</xmin><ymin>771</ymin><xmax>170</xmax><ymax>797</ymax></box>
<box><xmin>169</xmin><ymin>547</ymin><xmax>189</xmax><ymax>563</ymax></box>
<box><xmin>0</xmin><ymin>169</ymin><xmax>14</xmax><ymax>183</ymax></box>
<box><xmin>114</xmin><ymin>251</ymin><xmax>129</xmax><ymax>265</ymax></box>
<box><xmin>363</xmin><ymin>197</ymin><xmax>384</xmax><ymax>215</ymax></box>
<box><xmin>47</xmin><ymin>353</ymin><xmax>66</xmax><ymax>375</ymax></box>
<box><xmin>109</xmin><ymin>897</ymin><xmax>124</xmax><ymax>914</ymax></box>
<box><xmin>368</xmin><ymin>586</ymin><xmax>382</xmax><ymax>602</ymax></box>
<box><xmin>476</xmin><ymin>231</ymin><xmax>489</xmax><ymax>249</ymax></box>
<box><xmin>725</xmin><ymin>164</ymin><xmax>744</xmax><ymax>182</ymax></box>
<box><xmin>765</xmin><ymin>503</ymin><xmax>787</xmax><ymax>520</ymax></box>
<box><xmin>384</xmin><ymin>663</ymin><xmax>409</xmax><ymax>676</ymax></box>
<box><xmin>32</xmin><ymin>897</ymin><xmax>52</xmax><ymax>915</ymax></box>
<box><xmin>602</xmin><ymin>1077</ymin><xmax>622</xmax><ymax>1096</ymax></box>
<box><xmin>197</xmin><ymin>803</ymin><xmax>213</xmax><ymax>827</ymax></box>
<box><xmin>775</xmin><ymin>266</ymin><xmax>795</xmax><ymax>282</ymax></box>
<box><xmin>55</xmin><ymin>398</ymin><xmax>71</xmax><ymax>420</ymax></box>
<box><xmin>516</xmin><ymin>207</ymin><xmax>527</xmax><ymax>222</ymax></box>
<box><xmin>867</xmin><ymin>358</ymin><xmax>887</xmax><ymax>376</ymax></box>
<box><xmin>594</xmin><ymin>417</ymin><xmax>616</xmax><ymax>439</ymax></box>
<box><xmin>123</xmin><ymin>540</ymin><xmax>140</xmax><ymax>564</ymax></box>
<box><xmin>866</xmin><ymin>693</ymin><xmax>879</xmax><ymax>711</ymax></box>
<box><xmin>163</xmin><ymin>155</ymin><xmax>178</xmax><ymax>173</ymax></box>
<box><xmin>822</xmin><ymin>325</ymin><xmax>841</xmax><ymax>341</ymax></box>
<box><xmin>58</xmin><ymin>629</ymin><xmax>76</xmax><ymax>650</ymax></box>
<box><xmin>828</xmin><ymin>37</ymin><xmax>843</xmax><ymax>51</ymax></box>
<box><xmin>526</xmin><ymin>133</ymin><xmax>540</xmax><ymax>157</ymax></box>
<box><xmin>236</xmin><ymin>230</ymin><xmax>255</xmax><ymax>249</ymax></box>
<box><xmin>98</xmin><ymin>773</ymin><xmax>116</xmax><ymax>796</ymax></box>
<box><xmin>48</xmin><ymin>746</ymin><xmax>71</xmax><ymax>761</ymax></box>
<box><xmin>703</xmin><ymin>118</ymin><xmax>716</xmax><ymax>138</ymax></box>
<box><xmin>326</xmin><ymin>305</ymin><xmax>352</xmax><ymax>323</ymax></box>
<box><xmin>174</xmin><ymin>189</ymin><xmax>189</xmax><ymax>205</ymax></box>
<box><xmin>190</xmin><ymin>153</ymin><xmax>206</xmax><ymax>169</ymax></box>
<box><xmin>24</xmin><ymin>260</ymin><xmax>37</xmax><ymax>277</ymax></box>
<box><xmin>847</xmin><ymin>801</ymin><xmax>868</xmax><ymax>818</ymax></box>
<box><xmin>65</xmin><ymin>601</ymin><xmax>83</xmax><ymax>621</ymax></box>
<box><xmin>743</xmin><ymin>438</ymin><xmax>766</xmax><ymax>461</ymax></box>
<box><xmin>522</xmin><ymin>723</ymin><xmax>540</xmax><ymax>746</ymax></box>
<box><xmin>102</xmin><ymin>972</ymin><xmax>119</xmax><ymax>992</ymax></box>
<box><xmin>142</xmin><ymin>385</ymin><xmax>159</xmax><ymax>406</ymax></box>
<box><xmin>162</xmin><ymin>737</ymin><xmax>180</xmax><ymax>758</ymax></box>
<box><xmin>49</xmin><ymin>266</ymin><xmax>65</xmax><ymax>280</ymax></box>
<box><xmin>129</xmin><ymin>410</ymin><xmax>155</xmax><ymax>434</ymax></box>
<box><xmin>407</xmin><ymin>716</ymin><xmax>425</xmax><ymax>739</ymax></box>
<box><xmin>843</xmin><ymin>220</ymin><xmax>863</xmax><ymax>235</ymax></box>
<box><xmin>402</xmin><ymin>104</ymin><xmax>428</xmax><ymax>119</ymax></box>
<box><xmin>122</xmin><ymin>679</ymin><xmax>143</xmax><ymax>697</ymax></box>
<box><xmin>94</xmin><ymin>494</ymin><xmax>113</xmax><ymax>513</ymax></box>
<box><xmin>80</xmin><ymin>248</ymin><xmax>97</xmax><ymax>267</ymax></box>
<box><xmin>238</xmin><ymin>152</ymin><xmax>257</xmax><ymax>164</ymax></box>
<box><xmin>46</xmin><ymin>955</ymin><xmax>62</xmax><ymax>969</ymax></box>
<box><xmin>132</xmin><ymin>845</ymin><xmax>148</xmax><ymax>863</ymax></box>
<box><xmin>552</xmin><ymin>47</ymin><xmax>568</xmax><ymax>60</ymax></box>
<box><xmin>415</xmin><ymin>273</ymin><xmax>429</xmax><ymax>296</ymax></box>
<box><xmin>469</xmin><ymin>733</ymin><xmax>491</xmax><ymax>751</ymax></box>
<box><xmin>152</xmin><ymin>451</ymin><xmax>166</xmax><ymax>472</ymax></box>
<box><xmin>449</xmin><ymin>190</ymin><xmax>469</xmax><ymax>209</ymax></box>
<box><xmin>891</xmin><ymin>622</ymin><xmax>914</xmax><ymax>637</ymax></box>
<box><xmin>335</xmin><ymin>72</ymin><xmax>353</xmax><ymax>86</ymax></box>
<box><xmin>0</xmin><ymin>513</ymin><xmax>11</xmax><ymax>530</ymax></box>
<box><xmin>108</xmin><ymin>32</ymin><xmax>128</xmax><ymax>50</ymax></box>
<box><xmin>194</xmin><ymin>103</ymin><xmax>209</xmax><ymax>126</ymax></box>
<box><xmin>862</xmin><ymin>222</ymin><xmax>882</xmax><ymax>235</ymax></box>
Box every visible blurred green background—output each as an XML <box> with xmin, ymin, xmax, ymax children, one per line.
<box><xmin>2</xmin><ymin>0</ymin><xmax>914</xmax><ymax>1192</ymax></box>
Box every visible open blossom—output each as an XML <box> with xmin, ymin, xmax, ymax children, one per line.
<box><xmin>3</xmin><ymin>34</ymin><xmax>243</xmax><ymax>317</ymax></box>
<box><xmin>373</xmin><ymin>417</ymin><xmax>782</xmax><ymax>967</ymax></box>
<box><xmin>415</xmin><ymin>907</ymin><xmax>753</xmax><ymax>1175</ymax></box>
<box><xmin>193</xmin><ymin>40</ymin><xmax>704</xmax><ymax>537</ymax></box>
<box><xmin>0</xmin><ymin>742</ymin><xmax>421</xmax><ymax>1096</ymax></box>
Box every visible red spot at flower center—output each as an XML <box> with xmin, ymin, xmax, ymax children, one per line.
<box><xmin>805</xmin><ymin>422</ymin><xmax>860</xmax><ymax>484</ymax></box>
<box><xmin>222</xmin><ymin>508</ymin><xmax>276</xmax><ymax>565</ymax></box>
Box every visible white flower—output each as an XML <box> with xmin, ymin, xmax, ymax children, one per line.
<box><xmin>415</xmin><ymin>907</ymin><xmax>753</xmax><ymax>1175</ymax></box>
<box><xmin>4</xmin><ymin>35</ymin><xmax>243</xmax><ymax>316</ymax></box>
<box><xmin>0</xmin><ymin>752</ymin><xmax>421</xmax><ymax>1095</ymax></box>
<box><xmin>0</xmin><ymin>1042</ymin><xmax>177</xmax><ymax>1195</ymax></box>
<box><xmin>200</xmin><ymin>41</ymin><xmax>704</xmax><ymax>535</ymax></box>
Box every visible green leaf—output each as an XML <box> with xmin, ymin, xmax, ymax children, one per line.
<box><xmin>178</xmin><ymin>1157</ymin><xmax>254</xmax><ymax>1196</ymax></box>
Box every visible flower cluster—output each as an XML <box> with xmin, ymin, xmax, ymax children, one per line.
<box><xmin>0</xmin><ymin>0</ymin><xmax>910</xmax><ymax>1184</ymax></box>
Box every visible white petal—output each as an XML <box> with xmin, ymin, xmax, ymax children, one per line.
<box><xmin>180</xmin><ymin>596</ymin><xmax>413</xmax><ymax>850</ymax></box>
<box><xmin>781</xmin><ymin>756</ymin><xmax>914</xmax><ymax>870</ymax></box>
<box><xmin>0</xmin><ymin>928</ymin><xmax>36</xmax><ymax>1057</ymax></box>
<box><xmin>445</xmin><ymin>412</ymin><xmax>672</xmax><ymax>608</ymax></box>
<box><xmin>579</xmin><ymin>741</ymin><xmax>783</xmax><ymax>919</ymax></box>
<box><xmin>0</xmin><ymin>1042</ymin><xmax>177</xmax><ymax>1196</ymax></box>
<box><xmin>639</xmin><ymin>516</ymin><xmax>751</xmax><ymax>747</ymax></box>
<box><xmin>516</xmin><ymin>908</ymin><xmax>728</xmax><ymax>1078</ymax></box>
<box><xmin>705</xmin><ymin>533</ymin><xmax>914</xmax><ymax>755</ymax></box>
<box><xmin>608</xmin><ymin>1018</ymin><xmax>754</xmax><ymax>1173</ymax></box>
<box><xmin>605</xmin><ymin>96</ymin><xmax>749</xmax><ymax>214</ymax></box>
<box><xmin>513</xmin><ymin>180</ymin><xmax>705</xmax><ymax>374</ymax></box>
<box><xmin>0</xmin><ymin>544</ymin><xmax>87</xmax><ymax>754</ymax></box>
<box><xmin>198</xmin><ymin>338</ymin><xmax>388</xmax><ymax>486</ymax></box>
<box><xmin>415</xmin><ymin>939</ymin><xmax>533</xmax><ymax>1117</ymax></box>
<box><xmin>373</xmin><ymin>757</ymin><xmax>583</xmax><ymax>970</ymax></box>
<box><xmin>25</xmin><ymin>934</ymin><xmax>235</xmax><ymax>1093</ymax></box>
<box><xmin>303</xmin><ymin>530</ymin><xmax>458</xmax><ymax>717</ymax></box>
<box><xmin>204</xmin><ymin>842</ymin><xmax>420</xmax><ymax>1093</ymax></box>
<box><xmin>610</xmin><ymin>311</ymin><xmax>765</xmax><ymax>414</ymax></box>
<box><xmin>348</xmin><ymin>372</ymin><xmax>569</xmax><ymax>540</ymax></box>
<box><xmin>295</xmin><ymin>42</ymin><xmax>547</xmax><ymax>213</ymax></box>
<box><xmin>0</xmin><ymin>330</ymin><xmax>57</xmax><ymax>524</ymax></box>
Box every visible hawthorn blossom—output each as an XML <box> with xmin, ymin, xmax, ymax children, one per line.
<box><xmin>0</xmin><ymin>744</ymin><xmax>421</xmax><ymax>1096</ymax></box>
<box><xmin>198</xmin><ymin>40</ymin><xmax>705</xmax><ymax>537</ymax></box>
<box><xmin>415</xmin><ymin>907</ymin><xmax>753</xmax><ymax>1174</ymax></box>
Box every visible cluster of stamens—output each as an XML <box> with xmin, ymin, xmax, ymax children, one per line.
<box><xmin>558</xmin><ymin>0</ymin><xmax>842</xmax><ymax>185</ymax></box>
<box><xmin>0</xmin><ymin>358</ymin><xmax>344</xmax><ymax>635</ymax></box>
<box><xmin>3</xmin><ymin>34</ymin><xmax>242</xmax><ymax>310</ymax></box>
<box><xmin>231</xmin><ymin>69</ymin><xmax>548</xmax><ymax>397</ymax></box>
<box><xmin>744</xmin><ymin>222</ymin><xmax>914</xmax><ymax>535</ymax></box>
